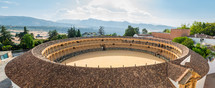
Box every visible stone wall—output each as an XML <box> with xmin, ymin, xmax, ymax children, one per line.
<box><xmin>152</xmin><ymin>29</ymin><xmax>190</xmax><ymax>40</ymax></box>
<box><xmin>151</xmin><ymin>32</ymin><xmax>171</xmax><ymax>40</ymax></box>
<box><xmin>170</xmin><ymin>29</ymin><xmax>190</xmax><ymax>40</ymax></box>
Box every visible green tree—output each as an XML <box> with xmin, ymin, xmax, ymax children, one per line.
<box><xmin>203</xmin><ymin>23</ymin><xmax>215</xmax><ymax>36</ymax></box>
<box><xmin>105</xmin><ymin>33</ymin><xmax>117</xmax><ymax>36</ymax></box>
<box><xmin>163</xmin><ymin>29</ymin><xmax>170</xmax><ymax>33</ymax></box>
<box><xmin>98</xmin><ymin>26</ymin><xmax>105</xmax><ymax>35</ymax></box>
<box><xmin>190</xmin><ymin>21</ymin><xmax>215</xmax><ymax>36</ymax></box>
<box><xmin>23</xmin><ymin>26</ymin><xmax>29</xmax><ymax>34</ymax></box>
<box><xmin>57</xmin><ymin>34</ymin><xmax>68</xmax><ymax>39</ymax></box>
<box><xmin>173</xmin><ymin>37</ymin><xmax>194</xmax><ymax>49</ymax></box>
<box><xmin>76</xmin><ymin>29</ymin><xmax>81</xmax><ymax>37</ymax></box>
<box><xmin>112</xmin><ymin>33</ymin><xmax>117</xmax><ymax>36</ymax></box>
<box><xmin>134</xmin><ymin>27</ymin><xmax>139</xmax><ymax>34</ymax></box>
<box><xmin>48</xmin><ymin>30</ymin><xmax>58</xmax><ymax>40</ymax></box>
<box><xmin>177</xmin><ymin>24</ymin><xmax>190</xmax><ymax>29</ymax></box>
<box><xmin>20</xmin><ymin>34</ymin><xmax>34</xmax><ymax>49</ymax></box>
<box><xmin>34</xmin><ymin>39</ymin><xmax>44</xmax><ymax>46</ymax></box>
<box><xmin>124</xmin><ymin>25</ymin><xmax>139</xmax><ymax>36</ymax></box>
<box><xmin>0</xmin><ymin>26</ymin><xmax>13</xmax><ymax>43</ymax></box>
<box><xmin>30</xmin><ymin>33</ymin><xmax>34</xmax><ymax>38</ymax></box>
<box><xmin>2</xmin><ymin>39</ymin><xmax>12</xmax><ymax>45</ymax></box>
<box><xmin>0</xmin><ymin>42</ymin><xmax>2</xmax><ymax>50</ymax></box>
<box><xmin>15</xmin><ymin>26</ymin><xmax>29</xmax><ymax>40</ymax></box>
<box><xmin>68</xmin><ymin>27</ymin><xmax>76</xmax><ymax>38</ymax></box>
<box><xmin>190</xmin><ymin>21</ymin><xmax>203</xmax><ymax>35</ymax></box>
<box><xmin>192</xmin><ymin>43</ymin><xmax>212</xmax><ymax>58</ymax></box>
<box><xmin>142</xmin><ymin>28</ymin><xmax>148</xmax><ymax>34</ymax></box>
<box><xmin>172</xmin><ymin>37</ymin><xmax>214</xmax><ymax>59</ymax></box>
<box><xmin>2</xmin><ymin>45</ymin><xmax>12</xmax><ymax>51</ymax></box>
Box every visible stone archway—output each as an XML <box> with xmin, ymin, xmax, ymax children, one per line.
<box><xmin>101</xmin><ymin>44</ymin><xmax>106</xmax><ymax>51</ymax></box>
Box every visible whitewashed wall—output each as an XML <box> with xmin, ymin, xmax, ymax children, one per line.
<box><xmin>208</xmin><ymin>60</ymin><xmax>215</xmax><ymax>74</ymax></box>
<box><xmin>190</xmin><ymin>37</ymin><xmax>215</xmax><ymax>45</ymax></box>
<box><xmin>11</xmin><ymin>81</ymin><xmax>20</xmax><ymax>88</ymax></box>
<box><xmin>196</xmin><ymin>76</ymin><xmax>206</xmax><ymax>88</ymax></box>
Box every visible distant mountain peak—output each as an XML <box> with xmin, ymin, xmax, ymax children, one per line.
<box><xmin>0</xmin><ymin>16</ymin><xmax>70</xmax><ymax>27</ymax></box>
<box><xmin>0</xmin><ymin>16</ymin><xmax>174</xmax><ymax>35</ymax></box>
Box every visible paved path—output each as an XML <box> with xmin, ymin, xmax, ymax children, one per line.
<box><xmin>0</xmin><ymin>58</ymin><xmax>13</xmax><ymax>88</ymax></box>
<box><xmin>204</xmin><ymin>73</ymin><xmax>215</xmax><ymax>88</ymax></box>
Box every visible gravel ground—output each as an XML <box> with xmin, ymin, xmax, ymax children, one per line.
<box><xmin>0</xmin><ymin>58</ymin><xmax>13</xmax><ymax>88</ymax></box>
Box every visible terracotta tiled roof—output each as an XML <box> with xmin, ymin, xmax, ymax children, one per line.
<box><xmin>184</xmin><ymin>50</ymin><xmax>209</xmax><ymax>78</ymax></box>
<box><xmin>5</xmin><ymin>37</ymin><xmax>209</xmax><ymax>87</ymax></box>
<box><xmin>167</xmin><ymin>62</ymin><xmax>190</xmax><ymax>82</ymax></box>
<box><xmin>5</xmin><ymin>51</ymin><xmax>176</xmax><ymax>87</ymax></box>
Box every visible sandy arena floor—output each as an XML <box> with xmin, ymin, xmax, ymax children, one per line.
<box><xmin>62</xmin><ymin>50</ymin><xmax>165</xmax><ymax>68</ymax></box>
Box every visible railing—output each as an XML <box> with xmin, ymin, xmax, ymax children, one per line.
<box><xmin>41</xmin><ymin>38</ymin><xmax>182</xmax><ymax>62</ymax></box>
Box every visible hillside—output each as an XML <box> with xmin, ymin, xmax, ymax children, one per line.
<box><xmin>58</xmin><ymin>18</ymin><xmax>174</xmax><ymax>35</ymax></box>
<box><xmin>0</xmin><ymin>16</ymin><xmax>174</xmax><ymax>35</ymax></box>
<box><xmin>0</xmin><ymin>16</ymin><xmax>70</xmax><ymax>26</ymax></box>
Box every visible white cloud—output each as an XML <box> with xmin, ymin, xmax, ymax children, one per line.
<box><xmin>0</xmin><ymin>0</ymin><xmax>19</xmax><ymax>5</ymax></box>
<box><xmin>53</xmin><ymin>0</ymin><xmax>154</xmax><ymax>24</ymax></box>
<box><xmin>1</xmin><ymin>6</ymin><xmax>8</xmax><ymax>9</ymax></box>
<box><xmin>75</xmin><ymin>0</ymin><xmax>80</xmax><ymax>4</ymax></box>
<box><xmin>51</xmin><ymin>0</ymin><xmax>215</xmax><ymax>27</ymax></box>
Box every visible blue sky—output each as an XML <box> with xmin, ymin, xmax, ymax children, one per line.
<box><xmin>0</xmin><ymin>0</ymin><xmax>214</xmax><ymax>27</ymax></box>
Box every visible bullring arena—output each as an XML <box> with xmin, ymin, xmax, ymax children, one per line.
<box><xmin>5</xmin><ymin>36</ymin><xmax>209</xmax><ymax>88</ymax></box>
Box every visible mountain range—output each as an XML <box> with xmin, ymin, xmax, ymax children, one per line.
<box><xmin>0</xmin><ymin>16</ymin><xmax>174</xmax><ymax>35</ymax></box>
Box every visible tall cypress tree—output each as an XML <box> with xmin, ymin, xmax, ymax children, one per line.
<box><xmin>68</xmin><ymin>27</ymin><xmax>77</xmax><ymax>38</ymax></box>
<box><xmin>76</xmin><ymin>29</ymin><xmax>81</xmax><ymax>37</ymax></box>
<box><xmin>15</xmin><ymin>26</ymin><xmax>29</xmax><ymax>40</ymax></box>
<box><xmin>23</xmin><ymin>26</ymin><xmax>29</xmax><ymax>34</ymax></box>
<box><xmin>48</xmin><ymin>30</ymin><xmax>58</xmax><ymax>40</ymax></box>
<box><xmin>0</xmin><ymin>26</ymin><xmax>13</xmax><ymax>44</ymax></box>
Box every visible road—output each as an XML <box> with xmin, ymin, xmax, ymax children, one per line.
<box><xmin>0</xmin><ymin>58</ymin><xmax>13</xmax><ymax>88</ymax></box>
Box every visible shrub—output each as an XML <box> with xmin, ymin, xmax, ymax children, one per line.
<box><xmin>34</xmin><ymin>39</ymin><xmax>44</xmax><ymax>46</ymax></box>
<box><xmin>2</xmin><ymin>45</ymin><xmax>12</xmax><ymax>51</ymax></box>
<box><xmin>173</xmin><ymin>37</ymin><xmax>194</xmax><ymax>49</ymax></box>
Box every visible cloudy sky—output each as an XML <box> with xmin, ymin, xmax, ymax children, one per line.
<box><xmin>0</xmin><ymin>0</ymin><xmax>214</xmax><ymax>27</ymax></box>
